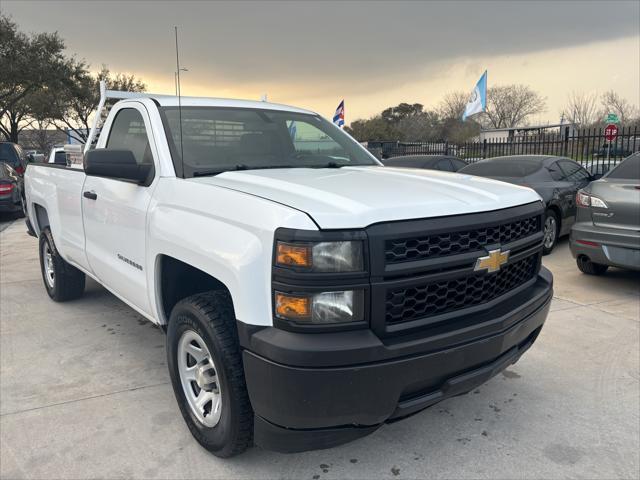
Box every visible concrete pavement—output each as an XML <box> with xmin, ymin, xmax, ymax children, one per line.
<box><xmin>1</xmin><ymin>221</ymin><xmax>638</xmax><ymax>479</ymax></box>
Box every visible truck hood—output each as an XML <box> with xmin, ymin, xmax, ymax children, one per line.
<box><xmin>190</xmin><ymin>166</ymin><xmax>542</xmax><ymax>229</ymax></box>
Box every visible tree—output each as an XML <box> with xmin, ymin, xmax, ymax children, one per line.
<box><xmin>438</xmin><ymin>91</ymin><xmax>481</xmax><ymax>142</ymax></box>
<box><xmin>438</xmin><ymin>91</ymin><xmax>468</xmax><ymax>121</ymax></box>
<box><xmin>50</xmin><ymin>65</ymin><xmax>147</xmax><ymax>144</ymax></box>
<box><xmin>560</xmin><ymin>92</ymin><xmax>599</xmax><ymax>127</ymax></box>
<box><xmin>380</xmin><ymin>103</ymin><xmax>424</xmax><ymax>124</ymax></box>
<box><xmin>600</xmin><ymin>90</ymin><xmax>638</xmax><ymax>125</ymax></box>
<box><xmin>482</xmin><ymin>84</ymin><xmax>546</xmax><ymax>129</ymax></box>
<box><xmin>346</xmin><ymin>116</ymin><xmax>401</xmax><ymax>142</ymax></box>
<box><xmin>0</xmin><ymin>14</ymin><xmax>75</xmax><ymax>142</ymax></box>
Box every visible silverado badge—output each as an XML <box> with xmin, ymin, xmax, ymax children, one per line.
<box><xmin>475</xmin><ymin>249</ymin><xmax>510</xmax><ymax>273</ymax></box>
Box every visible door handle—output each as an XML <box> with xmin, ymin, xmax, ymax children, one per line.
<box><xmin>83</xmin><ymin>191</ymin><xmax>97</xmax><ymax>200</ymax></box>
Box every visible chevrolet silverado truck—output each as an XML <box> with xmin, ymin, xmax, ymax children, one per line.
<box><xmin>25</xmin><ymin>87</ymin><xmax>553</xmax><ymax>457</ymax></box>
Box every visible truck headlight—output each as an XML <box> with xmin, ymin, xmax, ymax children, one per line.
<box><xmin>275</xmin><ymin>290</ymin><xmax>364</xmax><ymax>324</ymax></box>
<box><xmin>276</xmin><ymin>241</ymin><xmax>364</xmax><ymax>272</ymax></box>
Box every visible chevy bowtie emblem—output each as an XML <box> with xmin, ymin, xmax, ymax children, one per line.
<box><xmin>475</xmin><ymin>249</ymin><xmax>510</xmax><ymax>273</ymax></box>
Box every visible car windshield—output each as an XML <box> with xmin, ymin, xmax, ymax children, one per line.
<box><xmin>606</xmin><ymin>153</ymin><xmax>640</xmax><ymax>180</ymax></box>
<box><xmin>460</xmin><ymin>158</ymin><xmax>542</xmax><ymax>177</ymax></box>
<box><xmin>160</xmin><ymin>107</ymin><xmax>378</xmax><ymax>177</ymax></box>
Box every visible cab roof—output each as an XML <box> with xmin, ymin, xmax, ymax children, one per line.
<box><xmin>127</xmin><ymin>95</ymin><xmax>316</xmax><ymax>115</ymax></box>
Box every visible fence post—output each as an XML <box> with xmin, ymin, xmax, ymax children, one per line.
<box><xmin>482</xmin><ymin>139</ymin><xmax>487</xmax><ymax>159</ymax></box>
<box><xmin>444</xmin><ymin>141</ymin><xmax>449</xmax><ymax>155</ymax></box>
<box><xmin>563</xmin><ymin>126</ymin><xmax>569</xmax><ymax>156</ymax></box>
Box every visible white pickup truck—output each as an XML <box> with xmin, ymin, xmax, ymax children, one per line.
<box><xmin>25</xmin><ymin>89</ymin><xmax>553</xmax><ymax>457</ymax></box>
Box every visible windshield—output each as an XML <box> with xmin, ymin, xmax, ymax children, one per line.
<box><xmin>460</xmin><ymin>159</ymin><xmax>543</xmax><ymax>178</ymax></box>
<box><xmin>606</xmin><ymin>153</ymin><xmax>640</xmax><ymax>180</ymax></box>
<box><xmin>160</xmin><ymin>107</ymin><xmax>378</xmax><ymax>177</ymax></box>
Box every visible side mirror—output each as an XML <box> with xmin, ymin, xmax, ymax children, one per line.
<box><xmin>591</xmin><ymin>173</ymin><xmax>602</xmax><ymax>181</ymax></box>
<box><xmin>84</xmin><ymin>149</ymin><xmax>153</xmax><ymax>186</ymax></box>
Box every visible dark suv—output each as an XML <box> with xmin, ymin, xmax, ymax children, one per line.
<box><xmin>0</xmin><ymin>142</ymin><xmax>28</xmax><ymax>176</ymax></box>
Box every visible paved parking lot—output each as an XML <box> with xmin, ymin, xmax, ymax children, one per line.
<box><xmin>1</xmin><ymin>221</ymin><xmax>638</xmax><ymax>479</ymax></box>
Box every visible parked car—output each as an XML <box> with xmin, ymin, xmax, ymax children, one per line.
<box><xmin>459</xmin><ymin>155</ymin><xmax>594</xmax><ymax>254</ymax></box>
<box><xmin>570</xmin><ymin>153</ymin><xmax>640</xmax><ymax>274</ymax></box>
<box><xmin>47</xmin><ymin>146</ymin><xmax>68</xmax><ymax>165</ymax></box>
<box><xmin>593</xmin><ymin>144</ymin><xmax>632</xmax><ymax>158</ymax></box>
<box><xmin>25</xmin><ymin>87</ymin><xmax>552</xmax><ymax>457</ymax></box>
<box><xmin>0</xmin><ymin>162</ymin><xmax>25</xmax><ymax>216</ymax></box>
<box><xmin>383</xmin><ymin>154</ymin><xmax>467</xmax><ymax>172</ymax></box>
<box><xmin>0</xmin><ymin>142</ymin><xmax>28</xmax><ymax>175</ymax></box>
<box><xmin>25</xmin><ymin>150</ymin><xmax>45</xmax><ymax>163</ymax></box>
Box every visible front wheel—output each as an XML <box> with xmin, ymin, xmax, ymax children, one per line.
<box><xmin>166</xmin><ymin>291</ymin><xmax>253</xmax><ymax>457</ymax></box>
<box><xmin>542</xmin><ymin>209</ymin><xmax>559</xmax><ymax>255</ymax></box>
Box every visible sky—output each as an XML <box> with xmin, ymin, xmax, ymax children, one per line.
<box><xmin>3</xmin><ymin>0</ymin><xmax>639</xmax><ymax>125</ymax></box>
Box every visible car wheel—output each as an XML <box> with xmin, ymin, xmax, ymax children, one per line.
<box><xmin>542</xmin><ymin>210</ymin><xmax>559</xmax><ymax>255</ymax></box>
<box><xmin>577</xmin><ymin>256</ymin><xmax>609</xmax><ymax>275</ymax></box>
<box><xmin>167</xmin><ymin>290</ymin><xmax>253</xmax><ymax>458</ymax></box>
<box><xmin>39</xmin><ymin>227</ymin><xmax>86</xmax><ymax>301</ymax></box>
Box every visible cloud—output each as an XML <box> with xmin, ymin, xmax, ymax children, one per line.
<box><xmin>3</xmin><ymin>0</ymin><xmax>639</xmax><ymax>121</ymax></box>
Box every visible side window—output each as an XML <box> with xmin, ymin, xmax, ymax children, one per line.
<box><xmin>548</xmin><ymin>161</ymin><xmax>565</xmax><ymax>181</ymax></box>
<box><xmin>287</xmin><ymin>120</ymin><xmax>350</xmax><ymax>159</ymax></box>
<box><xmin>0</xmin><ymin>143</ymin><xmax>19</xmax><ymax>166</ymax></box>
<box><xmin>106</xmin><ymin>108</ymin><xmax>153</xmax><ymax>165</ymax></box>
<box><xmin>558</xmin><ymin>160</ymin><xmax>590</xmax><ymax>182</ymax></box>
<box><xmin>451</xmin><ymin>159</ymin><xmax>466</xmax><ymax>171</ymax></box>
<box><xmin>435</xmin><ymin>159</ymin><xmax>453</xmax><ymax>171</ymax></box>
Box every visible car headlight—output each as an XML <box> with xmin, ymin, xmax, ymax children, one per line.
<box><xmin>275</xmin><ymin>290</ymin><xmax>365</xmax><ymax>324</ymax></box>
<box><xmin>276</xmin><ymin>240</ymin><xmax>364</xmax><ymax>272</ymax></box>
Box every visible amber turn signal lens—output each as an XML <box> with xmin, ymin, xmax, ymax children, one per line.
<box><xmin>276</xmin><ymin>242</ymin><xmax>311</xmax><ymax>268</ymax></box>
<box><xmin>275</xmin><ymin>292</ymin><xmax>311</xmax><ymax>320</ymax></box>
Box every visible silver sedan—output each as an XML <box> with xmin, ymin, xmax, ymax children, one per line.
<box><xmin>570</xmin><ymin>153</ymin><xmax>640</xmax><ymax>274</ymax></box>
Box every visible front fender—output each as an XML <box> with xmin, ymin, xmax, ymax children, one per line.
<box><xmin>147</xmin><ymin>178</ymin><xmax>317</xmax><ymax>326</ymax></box>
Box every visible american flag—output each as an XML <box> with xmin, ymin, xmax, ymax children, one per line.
<box><xmin>333</xmin><ymin>100</ymin><xmax>345</xmax><ymax>128</ymax></box>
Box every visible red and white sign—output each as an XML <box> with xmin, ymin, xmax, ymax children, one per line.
<box><xmin>604</xmin><ymin>124</ymin><xmax>618</xmax><ymax>142</ymax></box>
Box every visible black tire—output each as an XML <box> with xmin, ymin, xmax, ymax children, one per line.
<box><xmin>542</xmin><ymin>209</ymin><xmax>560</xmax><ymax>255</ymax></box>
<box><xmin>166</xmin><ymin>291</ymin><xmax>253</xmax><ymax>457</ymax></box>
<box><xmin>39</xmin><ymin>227</ymin><xmax>85</xmax><ymax>301</ymax></box>
<box><xmin>577</xmin><ymin>256</ymin><xmax>609</xmax><ymax>275</ymax></box>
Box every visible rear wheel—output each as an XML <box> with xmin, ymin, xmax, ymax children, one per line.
<box><xmin>542</xmin><ymin>209</ymin><xmax>559</xmax><ymax>255</ymax></box>
<box><xmin>167</xmin><ymin>291</ymin><xmax>253</xmax><ymax>457</ymax></box>
<box><xmin>39</xmin><ymin>227</ymin><xmax>85</xmax><ymax>301</ymax></box>
<box><xmin>577</xmin><ymin>256</ymin><xmax>609</xmax><ymax>275</ymax></box>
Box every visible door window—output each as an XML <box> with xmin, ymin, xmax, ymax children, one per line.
<box><xmin>558</xmin><ymin>160</ymin><xmax>590</xmax><ymax>182</ymax></box>
<box><xmin>435</xmin><ymin>159</ymin><xmax>453</xmax><ymax>171</ymax></box>
<box><xmin>106</xmin><ymin>108</ymin><xmax>153</xmax><ymax>165</ymax></box>
<box><xmin>450</xmin><ymin>159</ymin><xmax>466</xmax><ymax>171</ymax></box>
<box><xmin>548</xmin><ymin>162</ymin><xmax>565</xmax><ymax>181</ymax></box>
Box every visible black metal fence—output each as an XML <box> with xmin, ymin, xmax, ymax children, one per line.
<box><xmin>368</xmin><ymin>125</ymin><xmax>639</xmax><ymax>173</ymax></box>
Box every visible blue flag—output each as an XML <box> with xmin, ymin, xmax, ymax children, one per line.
<box><xmin>462</xmin><ymin>71</ymin><xmax>487</xmax><ymax>121</ymax></box>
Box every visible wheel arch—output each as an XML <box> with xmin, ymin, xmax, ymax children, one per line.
<box><xmin>546</xmin><ymin>203</ymin><xmax>562</xmax><ymax>233</ymax></box>
<box><xmin>154</xmin><ymin>254</ymin><xmax>235</xmax><ymax>326</ymax></box>
<box><xmin>33</xmin><ymin>203</ymin><xmax>50</xmax><ymax>235</ymax></box>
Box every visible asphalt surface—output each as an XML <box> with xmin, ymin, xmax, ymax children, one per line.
<box><xmin>0</xmin><ymin>215</ymin><xmax>16</xmax><ymax>233</ymax></box>
<box><xmin>1</xmin><ymin>221</ymin><xmax>638</xmax><ymax>479</ymax></box>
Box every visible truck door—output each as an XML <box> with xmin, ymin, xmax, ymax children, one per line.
<box><xmin>82</xmin><ymin>104</ymin><xmax>158</xmax><ymax>315</ymax></box>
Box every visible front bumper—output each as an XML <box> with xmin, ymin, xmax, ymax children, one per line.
<box><xmin>570</xmin><ymin>222</ymin><xmax>640</xmax><ymax>271</ymax></box>
<box><xmin>240</xmin><ymin>268</ymin><xmax>553</xmax><ymax>453</ymax></box>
